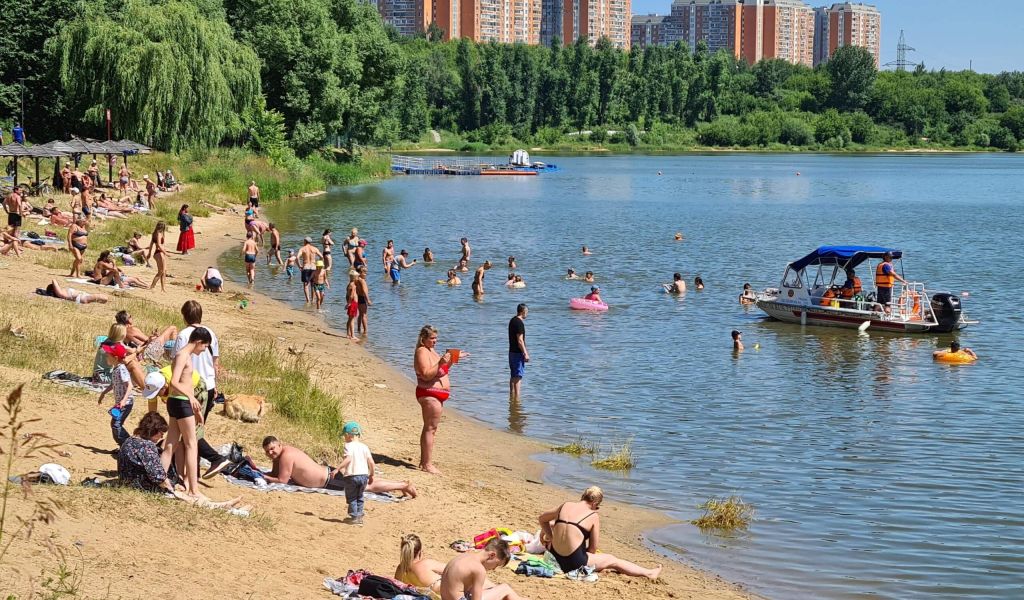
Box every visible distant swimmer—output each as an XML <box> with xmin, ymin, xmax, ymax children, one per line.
<box><xmin>423</xmin><ymin>247</ymin><xmax>434</xmax><ymax>263</ymax></box>
<box><xmin>312</xmin><ymin>260</ymin><xmax>327</xmax><ymax>311</ymax></box>
<box><xmin>446</xmin><ymin>269</ymin><xmax>461</xmax><ymax>286</ymax></box>
<box><xmin>732</xmin><ymin>330</ymin><xmax>744</xmax><ymax>352</ymax></box>
<box><xmin>933</xmin><ymin>340</ymin><xmax>977</xmax><ymax>363</ymax></box>
<box><xmin>583</xmin><ymin>271</ymin><xmax>595</xmax><ymax>283</ymax></box>
<box><xmin>507</xmin><ymin>255</ymin><xmax>517</xmax><ymax>269</ymax></box>
<box><xmin>505</xmin><ymin>273</ymin><xmax>515</xmax><ymax>287</ymax></box>
<box><xmin>512</xmin><ymin>275</ymin><xmax>526</xmax><ymax>289</ymax></box>
<box><xmin>658</xmin><ymin>171</ymin><xmax>663</xmax><ymax>176</ymax></box>
<box><xmin>674</xmin><ymin>232</ymin><xmax>683</xmax><ymax>241</ymax></box>
<box><xmin>694</xmin><ymin>276</ymin><xmax>704</xmax><ymax>290</ymax></box>
<box><xmin>584</xmin><ymin>286</ymin><xmax>602</xmax><ymax>303</ymax></box>
<box><xmin>241</xmin><ymin>231</ymin><xmax>259</xmax><ymax>285</ymax></box>
<box><xmin>472</xmin><ymin>261</ymin><xmax>492</xmax><ymax>297</ymax></box>
<box><xmin>581</xmin><ymin>245</ymin><xmax>592</xmax><ymax>256</ymax></box>
<box><xmin>456</xmin><ymin>258</ymin><xmax>470</xmax><ymax>273</ymax></box>
<box><xmin>566</xmin><ymin>268</ymin><xmax>579</xmax><ymax>280</ymax></box>
<box><xmin>460</xmin><ymin>237</ymin><xmax>472</xmax><ymax>263</ymax></box>
<box><xmin>739</xmin><ymin>283</ymin><xmax>756</xmax><ymax>305</ymax></box>
<box><xmin>664</xmin><ymin>273</ymin><xmax>686</xmax><ymax>294</ymax></box>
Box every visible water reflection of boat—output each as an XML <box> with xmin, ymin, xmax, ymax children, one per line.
<box><xmin>756</xmin><ymin>246</ymin><xmax>975</xmax><ymax>334</ymax></box>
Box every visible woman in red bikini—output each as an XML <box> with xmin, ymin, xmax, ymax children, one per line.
<box><xmin>414</xmin><ymin>325</ymin><xmax>453</xmax><ymax>475</ymax></box>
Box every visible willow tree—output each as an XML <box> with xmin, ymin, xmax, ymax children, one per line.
<box><xmin>49</xmin><ymin>0</ymin><xmax>260</xmax><ymax>151</ymax></box>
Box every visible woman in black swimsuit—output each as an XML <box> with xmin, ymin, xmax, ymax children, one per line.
<box><xmin>67</xmin><ymin>219</ymin><xmax>89</xmax><ymax>278</ymax></box>
<box><xmin>538</xmin><ymin>486</ymin><xmax>662</xmax><ymax>580</ymax></box>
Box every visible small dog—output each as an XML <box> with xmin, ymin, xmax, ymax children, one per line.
<box><xmin>222</xmin><ymin>394</ymin><xmax>268</xmax><ymax>423</ymax></box>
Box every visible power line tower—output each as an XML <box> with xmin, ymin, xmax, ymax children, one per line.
<box><xmin>884</xmin><ymin>30</ymin><xmax>917</xmax><ymax>71</ymax></box>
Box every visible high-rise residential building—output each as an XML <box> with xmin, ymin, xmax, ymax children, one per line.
<box><xmin>544</xmin><ymin>0</ymin><xmax>631</xmax><ymax>49</ymax></box>
<box><xmin>461</xmin><ymin>0</ymin><xmax>542</xmax><ymax>43</ymax></box>
<box><xmin>631</xmin><ymin>14</ymin><xmax>668</xmax><ymax>49</ymax></box>
<box><xmin>367</xmin><ymin>0</ymin><xmax>431</xmax><ymax>37</ymax></box>
<box><xmin>812</xmin><ymin>2</ymin><xmax>881</xmax><ymax>67</ymax></box>
<box><xmin>762</xmin><ymin>0</ymin><xmax>815</xmax><ymax>66</ymax></box>
<box><xmin>668</xmin><ymin>0</ymin><xmax>754</xmax><ymax>61</ymax></box>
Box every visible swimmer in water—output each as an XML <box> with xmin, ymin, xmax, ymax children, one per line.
<box><xmin>933</xmin><ymin>340</ymin><xmax>977</xmax><ymax>361</ymax></box>
<box><xmin>732</xmin><ymin>330</ymin><xmax>744</xmax><ymax>352</ymax></box>
<box><xmin>584</xmin><ymin>286</ymin><xmax>602</xmax><ymax>303</ymax></box>
<box><xmin>423</xmin><ymin>248</ymin><xmax>434</xmax><ymax>263</ymax></box>
<box><xmin>505</xmin><ymin>273</ymin><xmax>515</xmax><ymax>287</ymax></box>
<box><xmin>457</xmin><ymin>258</ymin><xmax>469</xmax><ymax>273</ymax></box>
<box><xmin>664</xmin><ymin>272</ymin><xmax>686</xmax><ymax>294</ymax></box>
<box><xmin>512</xmin><ymin>275</ymin><xmax>525</xmax><ymax>288</ymax></box>
<box><xmin>446</xmin><ymin>269</ymin><xmax>461</xmax><ymax>286</ymax></box>
<box><xmin>566</xmin><ymin>268</ymin><xmax>579</xmax><ymax>280</ymax></box>
<box><xmin>581</xmin><ymin>245</ymin><xmax>592</xmax><ymax>256</ymax></box>
<box><xmin>739</xmin><ymin>283</ymin><xmax>756</xmax><ymax>305</ymax></box>
<box><xmin>694</xmin><ymin>276</ymin><xmax>704</xmax><ymax>290</ymax></box>
<box><xmin>507</xmin><ymin>256</ymin><xmax>517</xmax><ymax>269</ymax></box>
<box><xmin>583</xmin><ymin>271</ymin><xmax>595</xmax><ymax>283</ymax></box>
<box><xmin>674</xmin><ymin>232</ymin><xmax>683</xmax><ymax>241</ymax></box>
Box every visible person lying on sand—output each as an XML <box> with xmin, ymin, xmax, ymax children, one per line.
<box><xmin>538</xmin><ymin>486</ymin><xmax>662</xmax><ymax>581</ymax></box>
<box><xmin>261</xmin><ymin>436</ymin><xmax>417</xmax><ymax>498</ymax></box>
<box><xmin>43</xmin><ymin>279</ymin><xmax>109</xmax><ymax>304</ymax></box>
<box><xmin>439</xmin><ymin>538</ymin><xmax>528</xmax><ymax>600</ymax></box>
<box><xmin>396</xmin><ymin>533</ymin><xmax>500</xmax><ymax>595</ymax></box>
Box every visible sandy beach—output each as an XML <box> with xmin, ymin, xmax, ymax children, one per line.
<box><xmin>0</xmin><ymin>204</ymin><xmax>754</xmax><ymax>599</ymax></box>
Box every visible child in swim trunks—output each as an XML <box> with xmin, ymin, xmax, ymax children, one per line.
<box><xmin>285</xmin><ymin>250</ymin><xmax>297</xmax><ymax>280</ymax></box>
<box><xmin>312</xmin><ymin>260</ymin><xmax>327</xmax><ymax>310</ymax></box>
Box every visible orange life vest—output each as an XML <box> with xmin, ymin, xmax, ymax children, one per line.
<box><xmin>875</xmin><ymin>262</ymin><xmax>894</xmax><ymax>288</ymax></box>
<box><xmin>840</xmin><ymin>277</ymin><xmax>862</xmax><ymax>299</ymax></box>
<box><xmin>820</xmin><ymin>288</ymin><xmax>836</xmax><ymax>306</ymax></box>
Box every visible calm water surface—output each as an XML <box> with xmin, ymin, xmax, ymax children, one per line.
<box><xmin>222</xmin><ymin>154</ymin><xmax>1023</xmax><ymax>599</ymax></box>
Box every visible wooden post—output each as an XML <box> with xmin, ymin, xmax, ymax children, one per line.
<box><xmin>34</xmin><ymin>157</ymin><xmax>40</xmax><ymax>194</ymax></box>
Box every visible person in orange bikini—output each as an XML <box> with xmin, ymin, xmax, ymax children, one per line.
<box><xmin>413</xmin><ymin>325</ymin><xmax>455</xmax><ymax>475</ymax></box>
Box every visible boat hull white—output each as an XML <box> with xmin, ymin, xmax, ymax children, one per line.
<box><xmin>755</xmin><ymin>299</ymin><xmax>963</xmax><ymax>333</ymax></box>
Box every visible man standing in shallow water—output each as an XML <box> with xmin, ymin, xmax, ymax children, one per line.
<box><xmin>298</xmin><ymin>237</ymin><xmax>322</xmax><ymax>303</ymax></box>
<box><xmin>508</xmin><ymin>304</ymin><xmax>529</xmax><ymax>400</ymax></box>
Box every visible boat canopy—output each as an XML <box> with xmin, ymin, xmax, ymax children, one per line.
<box><xmin>789</xmin><ymin>246</ymin><xmax>902</xmax><ymax>272</ymax></box>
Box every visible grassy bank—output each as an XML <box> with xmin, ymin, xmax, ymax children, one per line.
<box><xmin>390</xmin><ymin>128</ymin><xmax>1006</xmax><ymax>155</ymax></box>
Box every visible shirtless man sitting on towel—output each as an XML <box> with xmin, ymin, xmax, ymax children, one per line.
<box><xmin>440</xmin><ymin>539</ymin><xmax>527</xmax><ymax>600</ymax></box>
<box><xmin>261</xmin><ymin>436</ymin><xmax>417</xmax><ymax>498</ymax></box>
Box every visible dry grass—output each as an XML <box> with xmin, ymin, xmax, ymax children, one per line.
<box><xmin>691</xmin><ymin>496</ymin><xmax>754</xmax><ymax>531</ymax></box>
<box><xmin>591</xmin><ymin>441</ymin><xmax>635</xmax><ymax>471</ymax></box>
<box><xmin>552</xmin><ymin>436</ymin><xmax>598</xmax><ymax>457</ymax></box>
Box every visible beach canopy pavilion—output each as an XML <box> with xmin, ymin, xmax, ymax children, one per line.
<box><xmin>0</xmin><ymin>138</ymin><xmax>151</xmax><ymax>193</ymax></box>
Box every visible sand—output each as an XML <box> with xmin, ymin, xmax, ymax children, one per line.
<box><xmin>0</xmin><ymin>204</ymin><xmax>755</xmax><ymax>599</ymax></box>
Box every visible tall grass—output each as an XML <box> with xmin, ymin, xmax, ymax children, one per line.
<box><xmin>591</xmin><ymin>441</ymin><xmax>635</xmax><ymax>471</ymax></box>
<box><xmin>221</xmin><ymin>343</ymin><xmax>343</xmax><ymax>441</ymax></box>
<box><xmin>691</xmin><ymin>496</ymin><xmax>754</xmax><ymax>531</ymax></box>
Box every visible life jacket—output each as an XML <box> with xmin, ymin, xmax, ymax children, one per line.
<box><xmin>875</xmin><ymin>262</ymin><xmax>894</xmax><ymax>288</ymax></box>
<box><xmin>840</xmin><ymin>277</ymin><xmax>862</xmax><ymax>299</ymax></box>
<box><xmin>820</xmin><ymin>288</ymin><xmax>836</xmax><ymax>306</ymax></box>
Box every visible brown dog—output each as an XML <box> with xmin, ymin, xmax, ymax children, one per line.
<box><xmin>222</xmin><ymin>394</ymin><xmax>268</xmax><ymax>423</ymax></box>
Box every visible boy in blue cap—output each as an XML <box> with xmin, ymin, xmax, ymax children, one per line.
<box><xmin>336</xmin><ymin>421</ymin><xmax>374</xmax><ymax>524</ymax></box>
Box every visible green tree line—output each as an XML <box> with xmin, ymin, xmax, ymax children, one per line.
<box><xmin>2</xmin><ymin>0</ymin><xmax>1024</xmax><ymax>154</ymax></box>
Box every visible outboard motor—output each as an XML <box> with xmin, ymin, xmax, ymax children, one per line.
<box><xmin>930</xmin><ymin>293</ymin><xmax>962</xmax><ymax>333</ymax></box>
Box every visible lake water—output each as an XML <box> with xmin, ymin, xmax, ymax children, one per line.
<box><xmin>221</xmin><ymin>154</ymin><xmax>1024</xmax><ymax>599</ymax></box>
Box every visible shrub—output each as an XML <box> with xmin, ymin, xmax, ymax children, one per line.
<box><xmin>625</xmin><ymin>124</ymin><xmax>642</xmax><ymax>146</ymax></box>
<box><xmin>815</xmin><ymin>109</ymin><xmax>851</xmax><ymax>146</ymax></box>
<box><xmin>780</xmin><ymin>117</ymin><xmax>814</xmax><ymax>146</ymax></box>
<box><xmin>846</xmin><ymin>111</ymin><xmax>875</xmax><ymax>144</ymax></box>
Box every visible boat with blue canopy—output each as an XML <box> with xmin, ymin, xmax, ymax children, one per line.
<box><xmin>755</xmin><ymin>245</ymin><xmax>974</xmax><ymax>333</ymax></box>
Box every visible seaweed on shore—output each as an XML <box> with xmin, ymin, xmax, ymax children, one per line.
<box><xmin>551</xmin><ymin>437</ymin><xmax>598</xmax><ymax>457</ymax></box>
<box><xmin>591</xmin><ymin>441</ymin><xmax>635</xmax><ymax>471</ymax></box>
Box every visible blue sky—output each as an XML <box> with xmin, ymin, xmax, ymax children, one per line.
<box><xmin>629</xmin><ymin>0</ymin><xmax>1021</xmax><ymax>73</ymax></box>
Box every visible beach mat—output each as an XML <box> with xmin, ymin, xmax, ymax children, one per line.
<box><xmin>222</xmin><ymin>474</ymin><xmax>402</xmax><ymax>503</ymax></box>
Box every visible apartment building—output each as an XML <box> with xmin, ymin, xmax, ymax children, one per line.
<box><xmin>631</xmin><ymin>14</ymin><xmax>668</xmax><ymax>49</ymax></box>
<box><xmin>566</xmin><ymin>0</ymin><xmax>632</xmax><ymax>49</ymax></box>
<box><xmin>460</xmin><ymin>0</ymin><xmax>542</xmax><ymax>43</ymax></box>
<box><xmin>813</xmin><ymin>2</ymin><xmax>881</xmax><ymax>67</ymax></box>
<box><xmin>762</xmin><ymin>0</ymin><xmax>815</xmax><ymax>66</ymax></box>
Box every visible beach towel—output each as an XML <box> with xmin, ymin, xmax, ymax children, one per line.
<box><xmin>43</xmin><ymin>370</ymin><xmax>108</xmax><ymax>393</ymax></box>
<box><xmin>66</xmin><ymin>278</ymin><xmax>133</xmax><ymax>291</ymax></box>
<box><xmin>221</xmin><ymin>474</ymin><xmax>402</xmax><ymax>503</ymax></box>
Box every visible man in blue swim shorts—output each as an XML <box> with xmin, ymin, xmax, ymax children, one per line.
<box><xmin>508</xmin><ymin>303</ymin><xmax>529</xmax><ymax>400</ymax></box>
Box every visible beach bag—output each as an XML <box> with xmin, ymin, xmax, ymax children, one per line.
<box><xmin>356</xmin><ymin>575</ymin><xmax>427</xmax><ymax>599</ymax></box>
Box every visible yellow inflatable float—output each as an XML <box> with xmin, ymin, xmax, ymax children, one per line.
<box><xmin>933</xmin><ymin>349</ymin><xmax>977</xmax><ymax>364</ymax></box>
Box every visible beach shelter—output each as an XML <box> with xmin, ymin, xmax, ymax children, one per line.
<box><xmin>0</xmin><ymin>143</ymin><xmax>33</xmax><ymax>188</ymax></box>
<box><xmin>24</xmin><ymin>144</ymin><xmax>70</xmax><ymax>193</ymax></box>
